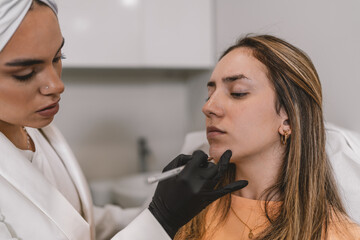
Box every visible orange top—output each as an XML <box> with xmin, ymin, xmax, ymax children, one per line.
<box><xmin>202</xmin><ymin>194</ymin><xmax>360</xmax><ymax>240</ymax></box>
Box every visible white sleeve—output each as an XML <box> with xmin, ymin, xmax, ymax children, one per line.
<box><xmin>0</xmin><ymin>209</ymin><xmax>13</xmax><ymax>239</ymax></box>
<box><xmin>111</xmin><ymin>209</ymin><xmax>170</xmax><ymax>240</ymax></box>
<box><xmin>93</xmin><ymin>204</ymin><xmax>143</xmax><ymax>240</ymax></box>
<box><xmin>0</xmin><ymin>223</ymin><xmax>13</xmax><ymax>240</ymax></box>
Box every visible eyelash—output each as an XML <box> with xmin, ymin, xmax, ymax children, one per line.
<box><xmin>206</xmin><ymin>92</ymin><xmax>248</xmax><ymax>101</ymax></box>
<box><xmin>13</xmin><ymin>71</ymin><xmax>35</xmax><ymax>81</ymax></box>
<box><xmin>53</xmin><ymin>53</ymin><xmax>66</xmax><ymax>63</ymax></box>
<box><xmin>13</xmin><ymin>53</ymin><xmax>66</xmax><ymax>82</ymax></box>
<box><xmin>231</xmin><ymin>92</ymin><xmax>248</xmax><ymax>98</ymax></box>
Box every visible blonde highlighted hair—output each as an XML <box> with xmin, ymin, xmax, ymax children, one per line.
<box><xmin>175</xmin><ymin>34</ymin><xmax>348</xmax><ymax>240</ymax></box>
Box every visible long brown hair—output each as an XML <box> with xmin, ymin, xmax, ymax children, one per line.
<box><xmin>175</xmin><ymin>34</ymin><xmax>347</xmax><ymax>239</ymax></box>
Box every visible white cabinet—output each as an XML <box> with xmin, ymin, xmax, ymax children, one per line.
<box><xmin>57</xmin><ymin>0</ymin><xmax>214</xmax><ymax>69</ymax></box>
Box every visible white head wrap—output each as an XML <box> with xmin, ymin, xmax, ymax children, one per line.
<box><xmin>0</xmin><ymin>0</ymin><xmax>57</xmax><ymax>52</ymax></box>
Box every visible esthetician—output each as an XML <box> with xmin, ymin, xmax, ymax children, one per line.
<box><xmin>0</xmin><ymin>1</ymin><xmax>248</xmax><ymax>239</ymax></box>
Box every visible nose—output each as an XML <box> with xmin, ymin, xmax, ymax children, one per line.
<box><xmin>202</xmin><ymin>91</ymin><xmax>225</xmax><ymax>118</ymax></box>
<box><xmin>40</xmin><ymin>65</ymin><xmax>65</xmax><ymax>96</ymax></box>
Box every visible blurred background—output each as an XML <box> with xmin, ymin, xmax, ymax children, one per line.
<box><xmin>54</xmin><ymin>0</ymin><xmax>360</xmax><ymax>207</ymax></box>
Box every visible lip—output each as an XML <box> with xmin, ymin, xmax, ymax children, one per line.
<box><xmin>36</xmin><ymin>99</ymin><xmax>60</xmax><ymax>117</ymax></box>
<box><xmin>207</xmin><ymin>126</ymin><xmax>226</xmax><ymax>138</ymax></box>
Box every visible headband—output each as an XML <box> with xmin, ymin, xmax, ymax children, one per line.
<box><xmin>0</xmin><ymin>0</ymin><xmax>58</xmax><ymax>52</ymax></box>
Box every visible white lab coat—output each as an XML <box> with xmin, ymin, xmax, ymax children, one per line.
<box><xmin>0</xmin><ymin>124</ymin><xmax>170</xmax><ymax>240</ymax></box>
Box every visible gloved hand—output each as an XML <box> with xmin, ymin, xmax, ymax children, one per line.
<box><xmin>148</xmin><ymin>150</ymin><xmax>248</xmax><ymax>238</ymax></box>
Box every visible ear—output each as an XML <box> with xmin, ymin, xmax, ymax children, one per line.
<box><xmin>278</xmin><ymin>107</ymin><xmax>291</xmax><ymax>135</ymax></box>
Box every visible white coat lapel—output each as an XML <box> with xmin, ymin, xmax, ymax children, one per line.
<box><xmin>40</xmin><ymin>124</ymin><xmax>95</xmax><ymax>240</ymax></box>
<box><xmin>0</xmin><ymin>132</ymin><xmax>90</xmax><ymax>240</ymax></box>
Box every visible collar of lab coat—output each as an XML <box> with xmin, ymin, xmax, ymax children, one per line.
<box><xmin>0</xmin><ymin>124</ymin><xmax>93</xmax><ymax>240</ymax></box>
<box><xmin>40</xmin><ymin>124</ymin><xmax>96</xmax><ymax>239</ymax></box>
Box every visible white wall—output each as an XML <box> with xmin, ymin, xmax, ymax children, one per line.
<box><xmin>54</xmin><ymin>0</ymin><xmax>360</xmax><ymax>181</ymax></box>
<box><xmin>186</xmin><ymin>71</ymin><xmax>212</xmax><ymax>132</ymax></box>
<box><xmin>54</xmin><ymin>69</ymin><xmax>190</xmax><ymax>180</ymax></box>
<box><xmin>215</xmin><ymin>0</ymin><xmax>360</xmax><ymax>133</ymax></box>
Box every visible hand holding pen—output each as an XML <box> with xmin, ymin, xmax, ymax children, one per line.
<box><xmin>147</xmin><ymin>157</ymin><xmax>214</xmax><ymax>184</ymax></box>
<box><xmin>148</xmin><ymin>150</ymin><xmax>248</xmax><ymax>238</ymax></box>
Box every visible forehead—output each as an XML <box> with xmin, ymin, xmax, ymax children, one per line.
<box><xmin>0</xmin><ymin>4</ymin><xmax>62</xmax><ymax>62</ymax></box>
<box><xmin>210</xmin><ymin>47</ymin><xmax>270</xmax><ymax>85</ymax></box>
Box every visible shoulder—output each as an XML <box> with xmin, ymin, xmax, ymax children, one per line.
<box><xmin>327</xmin><ymin>214</ymin><xmax>360</xmax><ymax>239</ymax></box>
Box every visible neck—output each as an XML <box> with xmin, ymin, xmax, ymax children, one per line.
<box><xmin>0</xmin><ymin>121</ymin><xmax>32</xmax><ymax>151</ymax></box>
<box><xmin>232</xmin><ymin>146</ymin><xmax>284</xmax><ymax>201</ymax></box>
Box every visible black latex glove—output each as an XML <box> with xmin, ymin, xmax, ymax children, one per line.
<box><xmin>148</xmin><ymin>150</ymin><xmax>248</xmax><ymax>238</ymax></box>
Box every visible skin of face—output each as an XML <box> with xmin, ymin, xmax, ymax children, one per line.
<box><xmin>0</xmin><ymin>4</ymin><xmax>64</xmax><ymax>130</ymax></box>
<box><xmin>203</xmin><ymin>47</ymin><xmax>289</xmax><ymax>165</ymax></box>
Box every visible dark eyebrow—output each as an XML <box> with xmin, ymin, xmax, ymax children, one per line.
<box><xmin>5</xmin><ymin>38</ymin><xmax>65</xmax><ymax>67</ymax></box>
<box><xmin>207</xmin><ymin>74</ymin><xmax>251</xmax><ymax>87</ymax></box>
<box><xmin>223</xmin><ymin>74</ymin><xmax>251</xmax><ymax>82</ymax></box>
<box><xmin>5</xmin><ymin>59</ymin><xmax>45</xmax><ymax>67</ymax></box>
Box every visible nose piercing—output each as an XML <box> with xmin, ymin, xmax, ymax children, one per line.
<box><xmin>44</xmin><ymin>86</ymin><xmax>49</xmax><ymax>89</ymax></box>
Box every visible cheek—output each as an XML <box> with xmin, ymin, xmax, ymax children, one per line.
<box><xmin>0</xmin><ymin>87</ymin><xmax>27</xmax><ymax>124</ymax></box>
<box><xmin>230</xmin><ymin>105</ymin><xmax>265</xmax><ymax>147</ymax></box>
<box><xmin>229</xmin><ymin>98</ymin><xmax>281</xmax><ymax>157</ymax></box>
<box><xmin>244</xmin><ymin>90</ymin><xmax>280</xmax><ymax>129</ymax></box>
<box><xmin>248</xmin><ymin>100</ymin><xmax>280</xmax><ymax>134</ymax></box>
<box><xmin>0</xmin><ymin>84</ymin><xmax>22</xmax><ymax>105</ymax></box>
<box><xmin>0</xmin><ymin>82</ymin><xmax>36</xmax><ymax>109</ymax></box>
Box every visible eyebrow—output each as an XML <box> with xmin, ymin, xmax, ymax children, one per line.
<box><xmin>207</xmin><ymin>74</ymin><xmax>251</xmax><ymax>87</ymax></box>
<box><xmin>223</xmin><ymin>74</ymin><xmax>251</xmax><ymax>82</ymax></box>
<box><xmin>5</xmin><ymin>38</ymin><xmax>65</xmax><ymax>67</ymax></box>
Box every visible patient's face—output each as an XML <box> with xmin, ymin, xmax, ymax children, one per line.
<box><xmin>202</xmin><ymin>47</ymin><xmax>283</xmax><ymax>163</ymax></box>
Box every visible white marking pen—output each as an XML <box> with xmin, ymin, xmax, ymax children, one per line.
<box><xmin>147</xmin><ymin>165</ymin><xmax>185</xmax><ymax>184</ymax></box>
<box><xmin>147</xmin><ymin>157</ymin><xmax>214</xmax><ymax>184</ymax></box>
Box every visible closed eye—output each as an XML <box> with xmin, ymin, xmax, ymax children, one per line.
<box><xmin>13</xmin><ymin>71</ymin><xmax>35</xmax><ymax>81</ymax></box>
<box><xmin>231</xmin><ymin>92</ymin><xmax>248</xmax><ymax>98</ymax></box>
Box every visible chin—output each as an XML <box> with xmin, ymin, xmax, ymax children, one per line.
<box><xmin>209</xmin><ymin>145</ymin><xmax>230</xmax><ymax>163</ymax></box>
<box><xmin>27</xmin><ymin>118</ymin><xmax>54</xmax><ymax>129</ymax></box>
